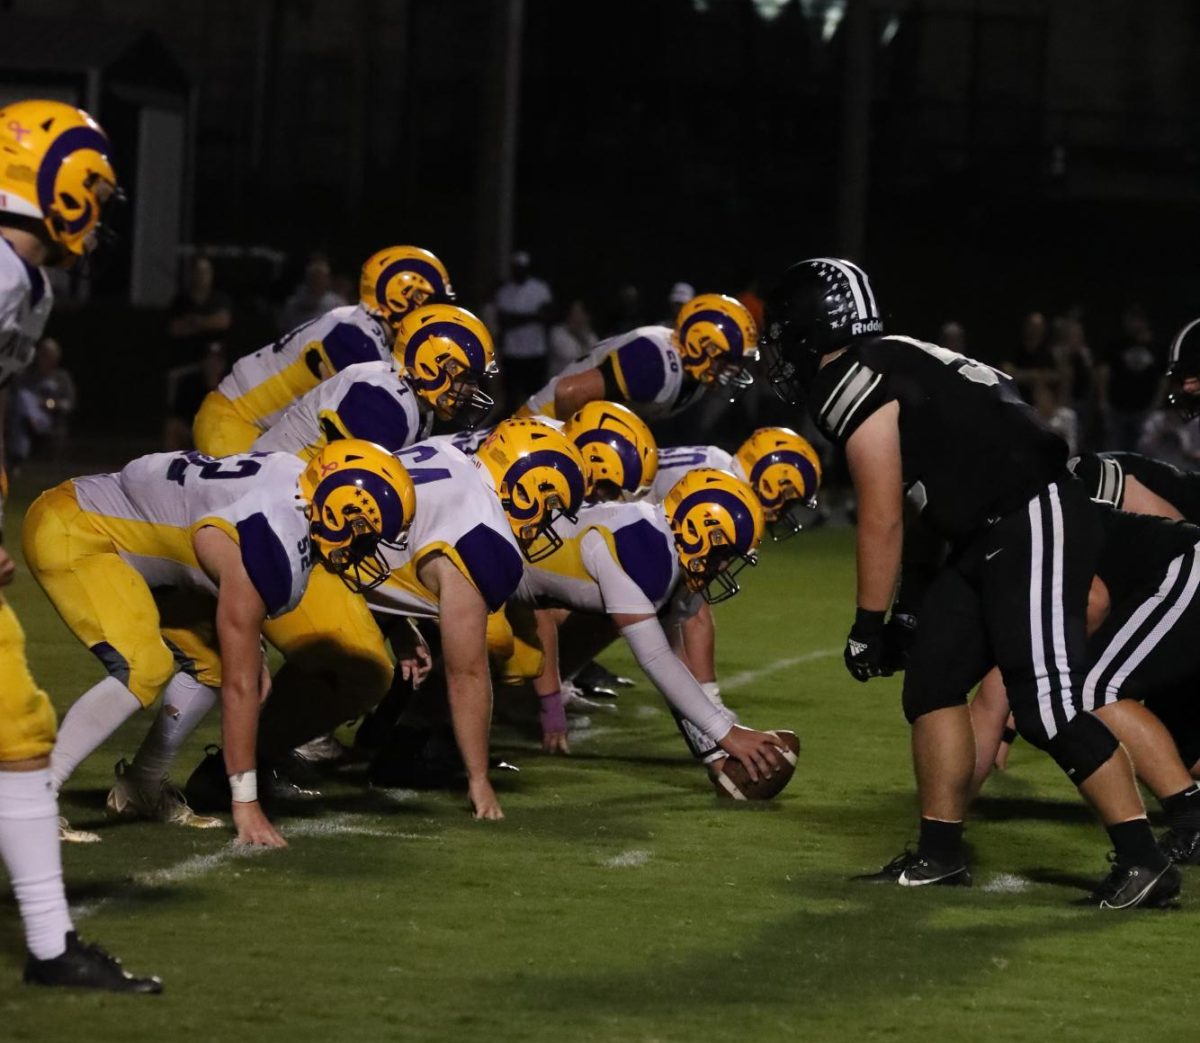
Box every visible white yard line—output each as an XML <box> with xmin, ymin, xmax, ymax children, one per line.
<box><xmin>71</xmin><ymin>813</ymin><xmax>438</xmax><ymax>920</ymax></box>
<box><xmin>720</xmin><ymin>647</ymin><xmax>840</xmax><ymax>692</ymax></box>
<box><xmin>600</xmin><ymin>849</ymin><xmax>651</xmax><ymax>868</ymax></box>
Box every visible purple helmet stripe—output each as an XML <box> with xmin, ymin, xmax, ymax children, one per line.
<box><xmin>748</xmin><ymin>449</ymin><xmax>817</xmax><ymax>506</ymax></box>
<box><xmin>375</xmin><ymin>257</ymin><xmax>448</xmax><ymax>310</ymax></box>
<box><xmin>678</xmin><ymin>308</ymin><xmax>746</xmax><ymax>360</ymax></box>
<box><xmin>503</xmin><ymin>448</ymin><xmax>586</xmax><ymax>520</ymax></box>
<box><xmin>574</xmin><ymin>429</ymin><xmax>643</xmax><ymax>492</ymax></box>
<box><xmin>405</xmin><ymin>320</ymin><xmax>487</xmax><ymax>374</ymax></box>
<box><xmin>35</xmin><ymin>124</ymin><xmax>111</xmax><ymax>220</ymax></box>
<box><xmin>313</xmin><ymin>468</ymin><xmax>406</xmax><ymax>542</ymax></box>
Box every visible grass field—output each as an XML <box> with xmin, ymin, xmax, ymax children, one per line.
<box><xmin>1</xmin><ymin>481</ymin><xmax>1197</xmax><ymax>1042</ymax></box>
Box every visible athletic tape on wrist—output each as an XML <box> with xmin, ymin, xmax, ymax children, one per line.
<box><xmin>229</xmin><ymin>770</ymin><xmax>258</xmax><ymax>803</ymax></box>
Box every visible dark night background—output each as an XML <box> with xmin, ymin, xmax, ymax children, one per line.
<box><xmin>2</xmin><ymin>0</ymin><xmax>1199</xmax><ymax>438</ymax></box>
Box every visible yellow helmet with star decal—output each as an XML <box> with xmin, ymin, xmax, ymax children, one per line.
<box><xmin>0</xmin><ymin>99</ymin><xmax>121</xmax><ymax>262</ymax></box>
<box><xmin>664</xmin><ymin>467</ymin><xmax>764</xmax><ymax>604</ymax></box>
<box><xmin>299</xmin><ymin>439</ymin><xmax>416</xmax><ymax>593</ymax></box>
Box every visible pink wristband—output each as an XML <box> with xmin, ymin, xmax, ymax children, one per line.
<box><xmin>538</xmin><ymin>690</ymin><xmax>568</xmax><ymax>736</ymax></box>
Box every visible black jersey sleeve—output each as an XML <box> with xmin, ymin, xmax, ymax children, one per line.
<box><xmin>1068</xmin><ymin>453</ymin><xmax>1126</xmax><ymax>508</ymax></box>
<box><xmin>809</xmin><ymin>351</ymin><xmax>893</xmax><ymax>445</ymax></box>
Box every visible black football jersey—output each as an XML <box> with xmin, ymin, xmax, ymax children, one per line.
<box><xmin>808</xmin><ymin>335</ymin><xmax>1068</xmax><ymax>540</ymax></box>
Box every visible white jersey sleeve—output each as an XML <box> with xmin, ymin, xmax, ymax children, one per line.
<box><xmin>0</xmin><ymin>238</ymin><xmax>51</xmax><ymax>391</ymax></box>
<box><xmin>217</xmin><ymin>304</ymin><xmax>392</xmax><ymax>431</ymax></box>
<box><xmin>251</xmin><ymin>361</ymin><xmax>431</xmax><ymax>460</ymax></box>
<box><xmin>512</xmin><ymin>501</ymin><xmax>681</xmax><ymax>615</ymax></box>
<box><xmin>364</xmin><ymin>440</ymin><xmax>525</xmax><ymax>618</ymax></box>
<box><xmin>522</xmin><ymin>326</ymin><xmax>700</xmax><ymax>422</ymax></box>
<box><xmin>649</xmin><ymin>445</ymin><xmax>736</xmax><ymax>503</ymax></box>
<box><xmin>73</xmin><ymin>450</ymin><xmax>312</xmax><ymax>618</ymax></box>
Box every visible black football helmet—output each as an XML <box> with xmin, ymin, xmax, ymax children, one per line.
<box><xmin>762</xmin><ymin>257</ymin><xmax>883</xmax><ymax>404</ymax></box>
<box><xmin>1166</xmin><ymin>318</ymin><xmax>1200</xmax><ymax>422</ymax></box>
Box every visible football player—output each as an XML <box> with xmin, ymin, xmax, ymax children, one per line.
<box><xmin>651</xmin><ymin>427</ymin><xmax>822</xmax><ymax>539</ymax></box>
<box><xmin>22</xmin><ymin>440</ymin><xmax>414</xmax><ymax>846</ymax></box>
<box><xmin>516</xmin><ymin>293</ymin><xmax>758</xmax><ymax>422</ymax></box>
<box><xmin>264</xmin><ymin>432</ymin><xmax>544</xmax><ymax>819</ymax></box>
<box><xmin>763</xmin><ymin>256</ymin><xmax>1179</xmax><ymax>907</ymax></box>
<box><xmin>503</xmin><ymin>449</ymin><xmax>787</xmax><ymax>785</ymax></box>
<box><xmin>0</xmin><ymin>99</ymin><xmax>163</xmax><ymax>992</ymax></box>
<box><xmin>192</xmin><ymin>245</ymin><xmax>453</xmax><ymax>456</ymax></box>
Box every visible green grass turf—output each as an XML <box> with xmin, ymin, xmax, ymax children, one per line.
<box><xmin>1</xmin><ymin>483</ymin><xmax>1197</xmax><ymax>1042</ymax></box>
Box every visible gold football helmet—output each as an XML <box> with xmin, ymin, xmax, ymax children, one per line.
<box><xmin>300</xmin><ymin>439</ymin><xmax>417</xmax><ymax>593</ymax></box>
<box><xmin>359</xmin><ymin>245</ymin><xmax>454</xmax><ymax>329</ymax></box>
<box><xmin>0</xmin><ymin>99</ymin><xmax>121</xmax><ymax>262</ymax></box>
<box><xmin>674</xmin><ymin>293</ymin><xmax>759</xmax><ymax>388</ymax></box>
<box><xmin>663</xmin><ymin>467</ymin><xmax>764</xmax><ymax>604</ymax></box>
<box><xmin>562</xmin><ymin>400</ymin><xmax>658</xmax><ymax>502</ymax></box>
<box><xmin>734</xmin><ymin>427</ymin><xmax>822</xmax><ymax>539</ymax></box>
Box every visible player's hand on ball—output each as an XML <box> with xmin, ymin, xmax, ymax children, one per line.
<box><xmin>844</xmin><ymin>609</ymin><xmax>890</xmax><ymax>683</ymax></box>
<box><xmin>0</xmin><ymin>546</ymin><xmax>15</xmax><ymax>588</ymax></box>
<box><xmin>717</xmin><ymin>725</ymin><xmax>782</xmax><ymax>783</ymax></box>
<box><xmin>232</xmin><ymin>801</ymin><xmax>288</xmax><ymax>848</ymax></box>
<box><xmin>711</xmin><ymin>730</ymin><xmax>800</xmax><ymax>800</ymax></box>
<box><xmin>468</xmin><ymin>777</ymin><xmax>504</xmax><ymax>821</ymax></box>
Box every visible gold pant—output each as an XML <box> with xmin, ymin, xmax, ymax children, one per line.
<box><xmin>192</xmin><ymin>390</ymin><xmax>261</xmax><ymax>457</ymax></box>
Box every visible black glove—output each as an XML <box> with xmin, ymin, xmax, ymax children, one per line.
<box><xmin>844</xmin><ymin>609</ymin><xmax>889</xmax><ymax>683</ymax></box>
<box><xmin>879</xmin><ymin>611</ymin><xmax>918</xmax><ymax>674</ymax></box>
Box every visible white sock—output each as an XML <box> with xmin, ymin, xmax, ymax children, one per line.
<box><xmin>130</xmin><ymin>673</ymin><xmax>218</xmax><ymax>783</ymax></box>
<box><xmin>0</xmin><ymin>768</ymin><xmax>73</xmax><ymax>960</ymax></box>
<box><xmin>50</xmin><ymin>676</ymin><xmax>143</xmax><ymax>790</ymax></box>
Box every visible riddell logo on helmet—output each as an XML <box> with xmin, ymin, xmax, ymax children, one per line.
<box><xmin>851</xmin><ymin>319</ymin><xmax>883</xmax><ymax>336</ymax></box>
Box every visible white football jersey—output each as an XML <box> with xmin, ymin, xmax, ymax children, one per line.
<box><xmin>251</xmin><ymin>360</ymin><xmax>432</xmax><ymax>461</ymax></box>
<box><xmin>72</xmin><ymin>450</ymin><xmax>312</xmax><ymax>618</ymax></box>
<box><xmin>512</xmin><ymin>500</ymin><xmax>690</xmax><ymax>617</ymax></box>
<box><xmin>650</xmin><ymin>445</ymin><xmax>746</xmax><ymax>503</ymax></box>
<box><xmin>217</xmin><ymin>303</ymin><xmax>392</xmax><ymax>432</ymax></box>
<box><xmin>0</xmin><ymin>236</ymin><xmax>52</xmax><ymax>390</ymax></box>
<box><xmin>365</xmin><ymin>440</ymin><xmax>525</xmax><ymax>619</ymax></box>
<box><xmin>522</xmin><ymin>325</ymin><xmax>706</xmax><ymax>421</ymax></box>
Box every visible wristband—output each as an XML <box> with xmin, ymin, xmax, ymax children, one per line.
<box><xmin>700</xmin><ymin>681</ymin><xmax>721</xmax><ymax>701</ymax></box>
<box><xmin>538</xmin><ymin>691</ymin><xmax>568</xmax><ymax>736</ymax></box>
<box><xmin>854</xmin><ymin>608</ymin><xmax>886</xmax><ymax>632</ymax></box>
<box><xmin>229</xmin><ymin>770</ymin><xmax>258</xmax><ymax>803</ymax></box>
<box><xmin>1001</xmin><ymin>726</ymin><xmax>1019</xmax><ymax>745</ymax></box>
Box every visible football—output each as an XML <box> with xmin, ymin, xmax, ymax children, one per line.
<box><xmin>711</xmin><ymin>730</ymin><xmax>800</xmax><ymax>801</ymax></box>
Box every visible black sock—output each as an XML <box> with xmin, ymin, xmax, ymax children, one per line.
<box><xmin>1160</xmin><ymin>783</ymin><xmax>1200</xmax><ymax>832</ymax></box>
<box><xmin>917</xmin><ymin>817</ymin><xmax>964</xmax><ymax>861</ymax></box>
<box><xmin>1107</xmin><ymin>818</ymin><xmax>1169</xmax><ymax>870</ymax></box>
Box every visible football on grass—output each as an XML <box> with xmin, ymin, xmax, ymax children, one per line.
<box><xmin>712</xmin><ymin>730</ymin><xmax>800</xmax><ymax>801</ymax></box>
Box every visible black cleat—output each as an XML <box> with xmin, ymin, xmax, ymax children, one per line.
<box><xmin>1087</xmin><ymin>858</ymin><xmax>1181</xmax><ymax>909</ymax></box>
<box><xmin>1160</xmin><ymin>828</ymin><xmax>1200</xmax><ymax>866</ymax></box>
<box><xmin>852</xmin><ymin>848</ymin><xmax>971</xmax><ymax>887</ymax></box>
<box><xmin>573</xmin><ymin>660</ymin><xmax>633</xmax><ymax>696</ymax></box>
<box><xmin>24</xmin><ymin>933</ymin><xmax>162</xmax><ymax>993</ymax></box>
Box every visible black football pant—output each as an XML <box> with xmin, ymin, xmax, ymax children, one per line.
<box><xmin>903</xmin><ymin>476</ymin><xmax>1101</xmax><ymax>750</ymax></box>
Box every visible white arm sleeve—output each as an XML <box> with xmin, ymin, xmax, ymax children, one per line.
<box><xmin>619</xmin><ymin>617</ymin><xmax>734</xmax><ymax>744</ymax></box>
<box><xmin>580</xmin><ymin>529</ymin><xmax>657</xmax><ymax>615</ymax></box>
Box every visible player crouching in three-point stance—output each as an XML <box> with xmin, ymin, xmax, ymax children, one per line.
<box><xmin>763</xmin><ymin>256</ymin><xmax>1180</xmax><ymax>908</ymax></box>
<box><xmin>0</xmin><ymin>98</ymin><xmax>162</xmax><ymax>991</ymax></box>
<box><xmin>22</xmin><ymin>441</ymin><xmax>414</xmax><ymax>847</ymax></box>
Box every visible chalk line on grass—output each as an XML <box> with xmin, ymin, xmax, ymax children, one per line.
<box><xmin>600</xmin><ymin>849</ymin><xmax>651</xmax><ymax>869</ymax></box>
<box><xmin>720</xmin><ymin>648</ymin><xmax>840</xmax><ymax>692</ymax></box>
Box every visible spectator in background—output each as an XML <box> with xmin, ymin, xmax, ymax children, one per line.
<box><xmin>659</xmin><ymin>281</ymin><xmax>694</xmax><ymax>327</ymax></box>
<box><xmin>163</xmin><ymin>342</ymin><xmax>230</xmax><ymax>450</ymax></box>
<box><xmin>1032</xmin><ymin>378</ymin><xmax>1079</xmax><ymax>456</ymax></box>
<box><xmin>1098</xmin><ymin>303</ymin><xmax>1164</xmax><ymax>452</ymax></box>
<box><xmin>493</xmin><ymin>249</ymin><xmax>553</xmax><ymax>408</ymax></box>
<box><xmin>604</xmin><ymin>283</ymin><xmax>643</xmax><ymax>336</ymax></box>
<box><xmin>1001</xmin><ymin>310</ymin><xmax>1056</xmax><ymax>405</ymax></box>
<box><xmin>9</xmin><ymin>337</ymin><xmax>76</xmax><ymax>467</ymax></box>
<box><xmin>1047</xmin><ymin>311</ymin><xmax>1100</xmax><ymax>450</ymax></box>
<box><xmin>735</xmin><ymin>274</ymin><xmax>765</xmax><ymax>332</ymax></box>
<box><xmin>278</xmin><ymin>252</ymin><xmax>347</xmax><ymax>333</ymax></box>
<box><xmin>1137</xmin><ymin>407</ymin><xmax>1200</xmax><ymax>471</ymax></box>
<box><xmin>547</xmin><ymin>299</ymin><xmax>597</xmax><ymax>377</ymax></box>
<box><xmin>939</xmin><ymin>320</ymin><xmax>966</xmax><ymax>354</ymax></box>
<box><xmin>167</xmin><ymin>255</ymin><xmax>233</xmax><ymax>360</ymax></box>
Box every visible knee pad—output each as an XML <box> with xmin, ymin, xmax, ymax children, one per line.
<box><xmin>91</xmin><ymin>640</ymin><xmax>173</xmax><ymax>707</ymax></box>
<box><xmin>1043</xmin><ymin>712</ymin><xmax>1120</xmax><ymax>786</ymax></box>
